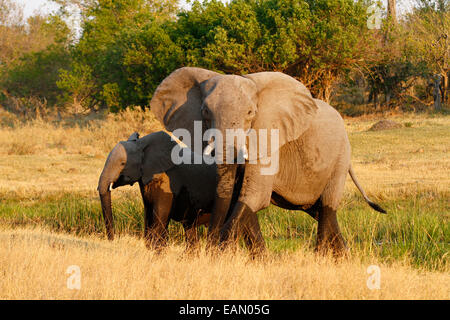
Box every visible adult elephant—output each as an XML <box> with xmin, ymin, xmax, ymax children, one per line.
<box><xmin>150</xmin><ymin>67</ymin><xmax>385</xmax><ymax>255</ymax></box>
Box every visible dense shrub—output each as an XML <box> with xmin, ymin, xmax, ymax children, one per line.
<box><xmin>0</xmin><ymin>0</ymin><xmax>448</xmax><ymax>114</ymax></box>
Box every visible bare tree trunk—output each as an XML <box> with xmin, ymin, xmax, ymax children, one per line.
<box><xmin>379</xmin><ymin>0</ymin><xmax>396</xmax><ymax>108</ymax></box>
<box><xmin>388</xmin><ymin>0</ymin><xmax>397</xmax><ymax>24</ymax></box>
<box><xmin>373</xmin><ymin>90</ymin><xmax>379</xmax><ymax>110</ymax></box>
<box><xmin>321</xmin><ymin>70</ymin><xmax>334</xmax><ymax>103</ymax></box>
<box><xmin>385</xmin><ymin>89</ymin><xmax>392</xmax><ymax>105</ymax></box>
<box><xmin>434</xmin><ymin>74</ymin><xmax>442</xmax><ymax>111</ymax></box>
<box><xmin>442</xmin><ymin>72</ymin><xmax>448</xmax><ymax>103</ymax></box>
<box><xmin>323</xmin><ymin>81</ymin><xmax>332</xmax><ymax>103</ymax></box>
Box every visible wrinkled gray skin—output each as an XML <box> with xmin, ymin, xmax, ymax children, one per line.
<box><xmin>150</xmin><ymin>67</ymin><xmax>386</xmax><ymax>255</ymax></box>
<box><xmin>97</xmin><ymin>131</ymin><xmax>218</xmax><ymax>248</ymax></box>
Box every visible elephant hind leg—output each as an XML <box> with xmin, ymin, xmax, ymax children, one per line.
<box><xmin>183</xmin><ymin>223</ymin><xmax>200</xmax><ymax>253</ymax></box>
<box><xmin>316</xmin><ymin>204</ymin><xmax>348</xmax><ymax>256</ymax></box>
<box><xmin>183</xmin><ymin>209</ymin><xmax>208</xmax><ymax>252</ymax></box>
<box><xmin>315</xmin><ymin>171</ymin><xmax>348</xmax><ymax>256</ymax></box>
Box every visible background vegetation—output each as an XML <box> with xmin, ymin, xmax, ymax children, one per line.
<box><xmin>0</xmin><ymin>0</ymin><xmax>448</xmax><ymax>116</ymax></box>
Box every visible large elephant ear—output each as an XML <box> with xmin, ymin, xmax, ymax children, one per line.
<box><xmin>150</xmin><ymin>67</ymin><xmax>220</xmax><ymax>148</ymax></box>
<box><xmin>139</xmin><ymin>132</ymin><xmax>176</xmax><ymax>185</ymax></box>
<box><xmin>244</xmin><ymin>72</ymin><xmax>318</xmax><ymax>148</ymax></box>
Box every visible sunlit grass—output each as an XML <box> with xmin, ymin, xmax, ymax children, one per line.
<box><xmin>0</xmin><ymin>226</ymin><xmax>448</xmax><ymax>299</ymax></box>
<box><xmin>0</xmin><ymin>110</ymin><xmax>449</xmax><ymax>299</ymax></box>
<box><xmin>0</xmin><ymin>191</ymin><xmax>447</xmax><ymax>271</ymax></box>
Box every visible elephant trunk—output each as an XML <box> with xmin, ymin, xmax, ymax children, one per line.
<box><xmin>98</xmin><ymin>157</ymin><xmax>121</xmax><ymax>240</ymax></box>
<box><xmin>99</xmin><ymin>189</ymin><xmax>115</xmax><ymax>240</ymax></box>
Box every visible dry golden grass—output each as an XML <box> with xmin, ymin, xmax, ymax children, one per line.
<box><xmin>0</xmin><ymin>226</ymin><xmax>448</xmax><ymax>300</ymax></box>
<box><xmin>0</xmin><ymin>109</ymin><xmax>448</xmax><ymax>200</ymax></box>
<box><xmin>344</xmin><ymin>113</ymin><xmax>450</xmax><ymax>198</ymax></box>
<box><xmin>0</xmin><ymin>108</ymin><xmax>162</xmax><ymax>198</ymax></box>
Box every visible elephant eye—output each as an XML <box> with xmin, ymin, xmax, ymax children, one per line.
<box><xmin>201</xmin><ymin>106</ymin><xmax>210</xmax><ymax>118</ymax></box>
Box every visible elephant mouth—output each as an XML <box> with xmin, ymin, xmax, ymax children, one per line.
<box><xmin>112</xmin><ymin>175</ymin><xmax>133</xmax><ymax>189</ymax></box>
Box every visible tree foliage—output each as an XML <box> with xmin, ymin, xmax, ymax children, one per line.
<box><xmin>60</xmin><ymin>0</ymin><xmax>181</xmax><ymax>111</ymax></box>
<box><xmin>0</xmin><ymin>7</ymin><xmax>72</xmax><ymax>108</ymax></box>
<box><xmin>405</xmin><ymin>5</ymin><xmax>449</xmax><ymax>103</ymax></box>
<box><xmin>0</xmin><ymin>0</ymin><xmax>447</xmax><ymax>113</ymax></box>
<box><xmin>174</xmin><ymin>0</ymin><xmax>370</xmax><ymax>101</ymax></box>
<box><xmin>361</xmin><ymin>0</ymin><xmax>449</xmax><ymax>108</ymax></box>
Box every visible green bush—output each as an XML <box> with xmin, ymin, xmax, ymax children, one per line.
<box><xmin>2</xmin><ymin>45</ymin><xmax>71</xmax><ymax>106</ymax></box>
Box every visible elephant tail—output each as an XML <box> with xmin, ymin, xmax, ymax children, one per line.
<box><xmin>349</xmin><ymin>165</ymin><xmax>387</xmax><ymax>214</ymax></box>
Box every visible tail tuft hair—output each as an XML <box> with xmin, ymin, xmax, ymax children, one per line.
<box><xmin>368</xmin><ymin>201</ymin><xmax>387</xmax><ymax>214</ymax></box>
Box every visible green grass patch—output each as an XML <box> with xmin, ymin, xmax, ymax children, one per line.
<box><xmin>260</xmin><ymin>193</ymin><xmax>449</xmax><ymax>271</ymax></box>
<box><xmin>0</xmin><ymin>192</ymin><xmax>448</xmax><ymax>271</ymax></box>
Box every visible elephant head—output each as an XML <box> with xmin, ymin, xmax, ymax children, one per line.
<box><xmin>97</xmin><ymin>131</ymin><xmax>179</xmax><ymax>240</ymax></box>
<box><xmin>151</xmin><ymin>67</ymin><xmax>318</xmax><ymax>165</ymax></box>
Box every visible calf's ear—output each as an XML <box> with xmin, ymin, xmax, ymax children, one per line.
<box><xmin>140</xmin><ymin>132</ymin><xmax>176</xmax><ymax>185</ymax></box>
<box><xmin>127</xmin><ymin>132</ymin><xmax>140</xmax><ymax>141</ymax></box>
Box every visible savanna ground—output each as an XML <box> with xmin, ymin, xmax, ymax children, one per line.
<box><xmin>0</xmin><ymin>108</ymin><xmax>448</xmax><ymax>299</ymax></box>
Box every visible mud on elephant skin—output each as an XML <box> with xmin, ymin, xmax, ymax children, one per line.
<box><xmin>150</xmin><ymin>67</ymin><xmax>386</xmax><ymax>256</ymax></box>
<box><xmin>97</xmin><ymin>131</ymin><xmax>218</xmax><ymax>249</ymax></box>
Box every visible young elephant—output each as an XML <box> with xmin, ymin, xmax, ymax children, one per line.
<box><xmin>97</xmin><ymin>131</ymin><xmax>217</xmax><ymax>249</ymax></box>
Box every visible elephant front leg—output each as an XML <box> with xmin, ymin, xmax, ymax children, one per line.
<box><xmin>220</xmin><ymin>203</ymin><xmax>265</xmax><ymax>256</ymax></box>
<box><xmin>182</xmin><ymin>208</ymin><xmax>203</xmax><ymax>252</ymax></box>
<box><xmin>139</xmin><ymin>181</ymin><xmax>155</xmax><ymax>248</ymax></box>
<box><xmin>147</xmin><ymin>194</ymin><xmax>173</xmax><ymax>251</ymax></box>
<box><xmin>207</xmin><ymin>164</ymin><xmax>238</xmax><ymax>247</ymax></box>
<box><xmin>143</xmin><ymin>202</ymin><xmax>154</xmax><ymax>246</ymax></box>
<box><xmin>184</xmin><ymin>225</ymin><xmax>199</xmax><ymax>248</ymax></box>
<box><xmin>219</xmin><ymin>164</ymin><xmax>273</xmax><ymax>255</ymax></box>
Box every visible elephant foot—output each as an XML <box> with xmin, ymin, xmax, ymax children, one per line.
<box><xmin>220</xmin><ymin>201</ymin><xmax>266</xmax><ymax>257</ymax></box>
<box><xmin>206</xmin><ymin>196</ymin><xmax>234</xmax><ymax>250</ymax></box>
<box><xmin>145</xmin><ymin>240</ymin><xmax>166</xmax><ymax>253</ymax></box>
<box><xmin>246</xmin><ymin>241</ymin><xmax>267</xmax><ymax>259</ymax></box>
<box><xmin>218</xmin><ymin>223</ymin><xmax>240</xmax><ymax>248</ymax></box>
<box><xmin>183</xmin><ymin>243</ymin><xmax>202</xmax><ymax>257</ymax></box>
<box><xmin>315</xmin><ymin>234</ymin><xmax>349</xmax><ymax>258</ymax></box>
<box><xmin>144</xmin><ymin>233</ymin><xmax>168</xmax><ymax>253</ymax></box>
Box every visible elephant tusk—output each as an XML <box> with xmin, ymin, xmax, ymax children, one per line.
<box><xmin>163</xmin><ymin>129</ymin><xmax>188</xmax><ymax>148</ymax></box>
<box><xmin>109</xmin><ymin>182</ymin><xmax>113</xmax><ymax>191</ymax></box>
<box><xmin>203</xmin><ymin>140</ymin><xmax>215</xmax><ymax>156</ymax></box>
<box><xmin>239</xmin><ymin>145</ymin><xmax>249</xmax><ymax>160</ymax></box>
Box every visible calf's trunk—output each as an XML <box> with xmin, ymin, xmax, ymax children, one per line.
<box><xmin>98</xmin><ymin>179</ymin><xmax>115</xmax><ymax>240</ymax></box>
